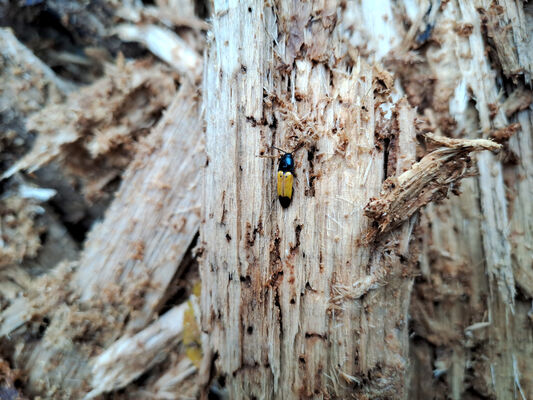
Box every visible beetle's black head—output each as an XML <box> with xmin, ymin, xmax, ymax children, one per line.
<box><xmin>278</xmin><ymin>153</ymin><xmax>294</xmax><ymax>172</ymax></box>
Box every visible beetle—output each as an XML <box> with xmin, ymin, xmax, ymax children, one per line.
<box><xmin>273</xmin><ymin>146</ymin><xmax>295</xmax><ymax>208</ymax></box>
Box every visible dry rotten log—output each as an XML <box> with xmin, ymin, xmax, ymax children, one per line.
<box><xmin>0</xmin><ymin>29</ymin><xmax>79</xmax><ymax>289</ymax></box>
<box><xmin>507</xmin><ymin>109</ymin><xmax>533</xmax><ymax>299</ymax></box>
<box><xmin>1</xmin><ymin>2</ymin><xmax>207</xmax><ymax>397</ymax></box>
<box><xmin>502</xmin><ymin>86</ymin><xmax>533</xmax><ymax>118</ymax></box>
<box><xmin>0</xmin><ymin>358</ymin><xmax>27</xmax><ymax>400</ymax></box>
<box><xmin>116</xmin><ymin>0</ymin><xmax>209</xmax><ymax>31</ymax></box>
<box><xmin>201</xmin><ymin>1</ymin><xmax>532</xmax><ymax>399</ymax></box>
<box><xmin>0</xmin><ymin>83</ymin><xmax>204</xmax><ymax>398</ymax></box>
<box><xmin>342</xmin><ymin>1</ymin><xmax>532</xmax><ymax>397</ymax></box>
<box><xmin>198</xmin><ymin>1</ymin><xmax>502</xmax><ymax>398</ymax></box>
<box><xmin>0</xmin><ymin>0</ymin><xmax>139</xmax><ymax>83</ymax></box>
<box><xmin>201</xmin><ymin>3</ymin><xmax>396</xmax><ymax>396</ymax></box>
<box><xmin>85</xmin><ymin>284</ymin><xmax>204</xmax><ymax>399</ymax></box>
<box><xmin>476</xmin><ymin>0</ymin><xmax>533</xmax><ymax>81</ymax></box>
<box><xmin>412</xmin><ymin>3</ymin><xmax>531</xmax><ymax>397</ymax></box>
<box><xmin>0</xmin><ymin>0</ymin><xmax>530</xmax><ymax>398</ymax></box>
<box><xmin>0</xmin><ymin>181</ymin><xmax>78</xmax><ymax>282</ymax></box>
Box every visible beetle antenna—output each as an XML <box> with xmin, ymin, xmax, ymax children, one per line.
<box><xmin>271</xmin><ymin>145</ymin><xmax>290</xmax><ymax>154</ymax></box>
<box><xmin>292</xmin><ymin>142</ymin><xmax>305</xmax><ymax>154</ymax></box>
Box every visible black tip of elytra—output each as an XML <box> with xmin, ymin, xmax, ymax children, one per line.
<box><xmin>279</xmin><ymin>196</ymin><xmax>291</xmax><ymax>208</ymax></box>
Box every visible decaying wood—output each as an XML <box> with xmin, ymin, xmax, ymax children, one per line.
<box><xmin>502</xmin><ymin>87</ymin><xmax>533</xmax><ymax>117</ymax></box>
<box><xmin>362</xmin><ymin>1</ymin><xmax>533</xmax><ymax>398</ymax></box>
<box><xmin>3</xmin><ymin>58</ymin><xmax>178</xmax><ymax>200</ymax></box>
<box><xmin>0</xmin><ymin>260</ymin><xmax>77</xmax><ymax>336</ymax></box>
<box><xmin>0</xmin><ymin>28</ymin><xmax>75</xmax><ymax>97</ymax></box>
<box><xmin>0</xmin><ymin>1</ymin><xmax>139</xmax><ymax>84</ymax></box>
<box><xmin>203</xmin><ymin>3</ymin><xmax>371</xmax><ymax>397</ymax></box>
<box><xmin>477</xmin><ymin>0</ymin><xmax>533</xmax><ymax>81</ymax></box>
<box><xmin>449</xmin><ymin>0</ymin><xmax>518</xmax><ymax>312</ymax></box>
<box><xmin>1</xmin><ymin>1</ymin><xmax>207</xmax><ymax>398</ymax></box>
<box><xmin>86</xmin><ymin>302</ymin><xmax>189</xmax><ymax>398</ymax></box>
<box><xmin>0</xmin><ymin>196</ymin><xmax>43</xmax><ymax>269</ymax></box>
<box><xmin>489</xmin><ymin>122</ymin><xmax>521</xmax><ymax>143</ymax></box>
<box><xmin>364</xmin><ymin>134</ymin><xmax>502</xmax><ymax>236</ymax></box>
<box><xmin>147</xmin><ymin>358</ymin><xmax>199</xmax><ymax>399</ymax></box>
<box><xmin>0</xmin><ymin>266</ymin><xmax>32</xmax><ymax>305</ymax></box>
<box><xmin>116</xmin><ymin>0</ymin><xmax>209</xmax><ymax>31</ymax></box>
<box><xmin>114</xmin><ymin>24</ymin><xmax>202</xmax><ymax>82</ymax></box>
<box><xmin>0</xmin><ymin>83</ymin><xmax>204</xmax><ymax>398</ymax></box>
<box><xmin>73</xmin><ymin>84</ymin><xmax>203</xmax><ymax>329</ymax></box>
<box><xmin>0</xmin><ymin>27</ymin><xmax>71</xmax><ymax>178</ymax></box>
<box><xmin>0</xmin><ymin>28</ymin><xmax>79</xmax><ymax>303</ymax></box>
<box><xmin>1</xmin><ymin>0</ymin><xmax>532</xmax><ymax>398</ymax></box>
<box><xmin>200</xmin><ymin>1</ymin><xmax>463</xmax><ymax>398</ymax></box>
<box><xmin>199</xmin><ymin>0</ymin><xmax>531</xmax><ymax>398</ymax></box>
<box><xmin>0</xmin><ymin>188</ymin><xmax>77</xmax><ymax>301</ymax></box>
<box><xmin>507</xmin><ymin>109</ymin><xmax>533</xmax><ymax>300</ymax></box>
<box><xmin>85</xmin><ymin>287</ymin><xmax>204</xmax><ymax>399</ymax></box>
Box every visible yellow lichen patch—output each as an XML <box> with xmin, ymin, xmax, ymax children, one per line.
<box><xmin>183</xmin><ymin>300</ymin><xmax>202</xmax><ymax>367</ymax></box>
<box><xmin>192</xmin><ymin>281</ymin><xmax>201</xmax><ymax>297</ymax></box>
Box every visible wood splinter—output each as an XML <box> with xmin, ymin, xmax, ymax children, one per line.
<box><xmin>364</xmin><ymin>134</ymin><xmax>502</xmax><ymax>236</ymax></box>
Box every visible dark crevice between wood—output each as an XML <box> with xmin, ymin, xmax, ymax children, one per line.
<box><xmin>305</xmin><ymin>145</ymin><xmax>317</xmax><ymax>197</ymax></box>
<box><xmin>156</xmin><ymin>232</ymin><xmax>199</xmax><ymax>316</ymax></box>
